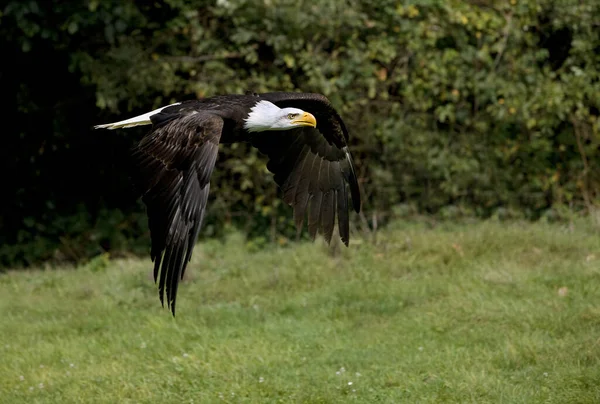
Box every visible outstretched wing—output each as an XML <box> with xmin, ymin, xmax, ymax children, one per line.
<box><xmin>131</xmin><ymin>111</ymin><xmax>223</xmax><ymax>315</ymax></box>
<box><xmin>250</xmin><ymin>93</ymin><xmax>361</xmax><ymax>245</ymax></box>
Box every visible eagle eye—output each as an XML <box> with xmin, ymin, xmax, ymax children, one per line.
<box><xmin>287</xmin><ymin>113</ymin><xmax>298</xmax><ymax>119</ymax></box>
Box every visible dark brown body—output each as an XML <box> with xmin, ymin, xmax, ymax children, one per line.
<box><xmin>129</xmin><ymin>92</ymin><xmax>360</xmax><ymax>314</ymax></box>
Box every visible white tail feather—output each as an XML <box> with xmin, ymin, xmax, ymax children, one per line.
<box><xmin>94</xmin><ymin>102</ymin><xmax>181</xmax><ymax>130</ymax></box>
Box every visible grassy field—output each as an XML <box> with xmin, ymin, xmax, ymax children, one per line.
<box><xmin>1</xmin><ymin>220</ymin><xmax>600</xmax><ymax>403</ymax></box>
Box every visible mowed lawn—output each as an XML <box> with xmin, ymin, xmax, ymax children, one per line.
<box><xmin>1</xmin><ymin>220</ymin><xmax>600</xmax><ymax>403</ymax></box>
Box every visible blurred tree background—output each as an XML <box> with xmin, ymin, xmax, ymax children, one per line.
<box><xmin>2</xmin><ymin>0</ymin><xmax>599</xmax><ymax>268</ymax></box>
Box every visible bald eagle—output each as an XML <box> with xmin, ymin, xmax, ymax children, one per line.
<box><xmin>95</xmin><ymin>92</ymin><xmax>361</xmax><ymax>314</ymax></box>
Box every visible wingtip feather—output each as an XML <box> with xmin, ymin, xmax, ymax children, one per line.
<box><xmin>343</xmin><ymin>147</ymin><xmax>361</xmax><ymax>213</ymax></box>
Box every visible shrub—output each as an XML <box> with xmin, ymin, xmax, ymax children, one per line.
<box><xmin>2</xmin><ymin>0</ymin><xmax>599</xmax><ymax>267</ymax></box>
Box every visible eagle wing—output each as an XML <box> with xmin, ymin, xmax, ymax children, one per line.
<box><xmin>250</xmin><ymin>93</ymin><xmax>361</xmax><ymax>245</ymax></box>
<box><xmin>131</xmin><ymin>111</ymin><xmax>223</xmax><ymax>314</ymax></box>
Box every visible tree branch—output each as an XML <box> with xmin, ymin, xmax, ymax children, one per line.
<box><xmin>571</xmin><ymin>115</ymin><xmax>595</xmax><ymax>212</ymax></box>
<box><xmin>493</xmin><ymin>11</ymin><xmax>513</xmax><ymax>71</ymax></box>
<box><xmin>161</xmin><ymin>53</ymin><xmax>242</xmax><ymax>63</ymax></box>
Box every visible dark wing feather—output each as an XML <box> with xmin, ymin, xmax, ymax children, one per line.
<box><xmin>250</xmin><ymin>93</ymin><xmax>361</xmax><ymax>245</ymax></box>
<box><xmin>131</xmin><ymin>111</ymin><xmax>223</xmax><ymax>315</ymax></box>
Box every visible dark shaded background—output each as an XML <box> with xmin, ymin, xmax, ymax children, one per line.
<box><xmin>2</xmin><ymin>0</ymin><xmax>599</xmax><ymax>267</ymax></box>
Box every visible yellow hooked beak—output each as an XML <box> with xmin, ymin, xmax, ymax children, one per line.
<box><xmin>291</xmin><ymin>112</ymin><xmax>317</xmax><ymax>128</ymax></box>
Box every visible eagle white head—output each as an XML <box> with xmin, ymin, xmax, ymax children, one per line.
<box><xmin>244</xmin><ymin>100</ymin><xmax>317</xmax><ymax>132</ymax></box>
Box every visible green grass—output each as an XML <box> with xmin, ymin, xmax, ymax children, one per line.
<box><xmin>2</xmin><ymin>220</ymin><xmax>600</xmax><ymax>403</ymax></box>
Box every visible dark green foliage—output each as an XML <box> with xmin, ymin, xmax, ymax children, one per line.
<box><xmin>2</xmin><ymin>0</ymin><xmax>600</xmax><ymax>267</ymax></box>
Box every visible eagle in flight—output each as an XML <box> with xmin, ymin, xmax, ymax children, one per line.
<box><xmin>95</xmin><ymin>92</ymin><xmax>361</xmax><ymax>314</ymax></box>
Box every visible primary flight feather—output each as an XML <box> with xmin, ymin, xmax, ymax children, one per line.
<box><xmin>95</xmin><ymin>92</ymin><xmax>361</xmax><ymax>315</ymax></box>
